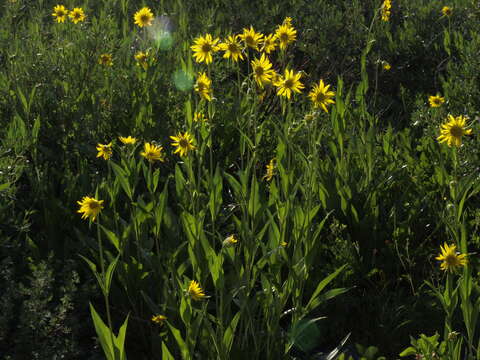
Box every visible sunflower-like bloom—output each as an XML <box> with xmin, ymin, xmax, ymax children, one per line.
<box><xmin>239</xmin><ymin>26</ymin><xmax>264</xmax><ymax>51</ymax></box>
<box><xmin>223</xmin><ymin>235</ymin><xmax>238</xmax><ymax>248</ymax></box>
<box><xmin>261</xmin><ymin>34</ymin><xmax>277</xmax><ymax>54</ymax></box>
<box><xmin>52</xmin><ymin>5</ymin><xmax>68</xmax><ymax>23</ymax></box>
<box><xmin>435</xmin><ymin>243</ymin><xmax>467</xmax><ymax>273</ymax></box>
<box><xmin>187</xmin><ymin>280</ymin><xmax>207</xmax><ymax>301</ymax></box>
<box><xmin>381</xmin><ymin>0</ymin><xmax>392</xmax><ymax>22</ymax></box>
<box><xmin>151</xmin><ymin>314</ymin><xmax>167</xmax><ymax>325</ymax></box>
<box><xmin>134</xmin><ymin>7</ymin><xmax>154</xmax><ymax>28</ymax></box>
<box><xmin>251</xmin><ymin>53</ymin><xmax>274</xmax><ymax>88</ymax></box>
<box><xmin>309</xmin><ymin>79</ymin><xmax>335</xmax><ymax>113</ymax></box>
<box><xmin>191</xmin><ymin>34</ymin><xmax>220</xmax><ymax>64</ymax></box>
<box><xmin>118</xmin><ymin>136</ymin><xmax>137</xmax><ymax>145</ymax></box>
<box><xmin>274</xmin><ymin>69</ymin><xmax>304</xmax><ymax>99</ymax></box>
<box><xmin>77</xmin><ymin>196</ymin><xmax>104</xmax><ymax>222</ymax></box>
<box><xmin>99</xmin><ymin>53</ymin><xmax>113</xmax><ymax>66</ymax></box>
<box><xmin>96</xmin><ymin>142</ymin><xmax>113</xmax><ymax>160</ymax></box>
<box><xmin>275</xmin><ymin>23</ymin><xmax>296</xmax><ymax>51</ymax></box>
<box><xmin>437</xmin><ymin>115</ymin><xmax>472</xmax><ymax>147</ymax></box>
<box><xmin>442</xmin><ymin>6</ymin><xmax>452</xmax><ymax>17</ymax></box>
<box><xmin>69</xmin><ymin>7</ymin><xmax>85</xmax><ymax>24</ymax></box>
<box><xmin>429</xmin><ymin>95</ymin><xmax>445</xmax><ymax>108</ymax></box>
<box><xmin>170</xmin><ymin>132</ymin><xmax>196</xmax><ymax>157</ymax></box>
<box><xmin>140</xmin><ymin>142</ymin><xmax>165</xmax><ymax>162</ymax></box>
<box><xmin>219</xmin><ymin>35</ymin><xmax>244</xmax><ymax>62</ymax></box>
<box><xmin>262</xmin><ymin>158</ymin><xmax>276</xmax><ymax>181</ymax></box>
<box><xmin>194</xmin><ymin>72</ymin><xmax>213</xmax><ymax>101</ymax></box>
<box><xmin>135</xmin><ymin>51</ymin><xmax>149</xmax><ymax>70</ymax></box>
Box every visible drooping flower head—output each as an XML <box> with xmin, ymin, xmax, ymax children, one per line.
<box><xmin>191</xmin><ymin>33</ymin><xmax>220</xmax><ymax>64</ymax></box>
<box><xmin>52</xmin><ymin>5</ymin><xmax>68</xmax><ymax>23</ymax></box>
<box><xmin>435</xmin><ymin>243</ymin><xmax>467</xmax><ymax>272</ymax></box>
<box><xmin>170</xmin><ymin>132</ymin><xmax>196</xmax><ymax>157</ymax></box>
<box><xmin>381</xmin><ymin>0</ymin><xmax>392</xmax><ymax>21</ymax></box>
<box><xmin>239</xmin><ymin>26</ymin><xmax>264</xmax><ymax>51</ymax></box>
<box><xmin>140</xmin><ymin>142</ymin><xmax>165</xmax><ymax>163</ymax></box>
<box><xmin>96</xmin><ymin>142</ymin><xmax>113</xmax><ymax>160</ymax></box>
<box><xmin>251</xmin><ymin>53</ymin><xmax>274</xmax><ymax>88</ymax></box>
<box><xmin>429</xmin><ymin>95</ymin><xmax>445</xmax><ymax>108</ymax></box>
<box><xmin>99</xmin><ymin>53</ymin><xmax>113</xmax><ymax>66</ymax></box>
<box><xmin>437</xmin><ymin>115</ymin><xmax>472</xmax><ymax>147</ymax></box>
<box><xmin>308</xmin><ymin>79</ymin><xmax>335</xmax><ymax>113</ymax></box>
<box><xmin>194</xmin><ymin>72</ymin><xmax>213</xmax><ymax>101</ymax></box>
<box><xmin>261</xmin><ymin>34</ymin><xmax>278</xmax><ymax>54</ymax></box>
<box><xmin>275</xmin><ymin>22</ymin><xmax>296</xmax><ymax>51</ymax></box>
<box><xmin>223</xmin><ymin>235</ymin><xmax>238</xmax><ymax>248</ymax></box>
<box><xmin>219</xmin><ymin>35</ymin><xmax>244</xmax><ymax>62</ymax></box>
<box><xmin>442</xmin><ymin>6</ymin><xmax>452</xmax><ymax>17</ymax></box>
<box><xmin>187</xmin><ymin>280</ymin><xmax>207</xmax><ymax>301</ymax></box>
<box><xmin>118</xmin><ymin>136</ymin><xmax>137</xmax><ymax>145</ymax></box>
<box><xmin>69</xmin><ymin>7</ymin><xmax>85</xmax><ymax>24</ymax></box>
<box><xmin>274</xmin><ymin>68</ymin><xmax>304</xmax><ymax>100</ymax></box>
<box><xmin>134</xmin><ymin>7</ymin><xmax>154</xmax><ymax>28</ymax></box>
<box><xmin>77</xmin><ymin>196</ymin><xmax>104</xmax><ymax>222</ymax></box>
<box><xmin>151</xmin><ymin>314</ymin><xmax>167</xmax><ymax>325</ymax></box>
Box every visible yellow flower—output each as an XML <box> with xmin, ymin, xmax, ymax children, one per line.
<box><xmin>275</xmin><ymin>23</ymin><xmax>296</xmax><ymax>51</ymax></box>
<box><xmin>170</xmin><ymin>132</ymin><xmax>196</xmax><ymax>157</ymax></box>
<box><xmin>308</xmin><ymin>79</ymin><xmax>335</xmax><ymax>113</ymax></box>
<box><xmin>187</xmin><ymin>280</ymin><xmax>207</xmax><ymax>301</ymax></box>
<box><xmin>69</xmin><ymin>7</ymin><xmax>85</xmax><ymax>24</ymax></box>
<box><xmin>381</xmin><ymin>0</ymin><xmax>392</xmax><ymax>22</ymax></box>
<box><xmin>52</xmin><ymin>5</ymin><xmax>68</xmax><ymax>23</ymax></box>
<box><xmin>263</xmin><ymin>158</ymin><xmax>276</xmax><ymax>181</ymax></box>
<box><xmin>118</xmin><ymin>136</ymin><xmax>137</xmax><ymax>145</ymax></box>
<box><xmin>140</xmin><ymin>142</ymin><xmax>165</xmax><ymax>163</ymax></box>
<box><xmin>239</xmin><ymin>26</ymin><xmax>264</xmax><ymax>51</ymax></box>
<box><xmin>435</xmin><ymin>243</ymin><xmax>467</xmax><ymax>272</ymax></box>
<box><xmin>96</xmin><ymin>142</ymin><xmax>113</xmax><ymax>160</ymax></box>
<box><xmin>442</xmin><ymin>6</ymin><xmax>452</xmax><ymax>17</ymax></box>
<box><xmin>151</xmin><ymin>314</ymin><xmax>167</xmax><ymax>325</ymax></box>
<box><xmin>99</xmin><ymin>53</ymin><xmax>113</xmax><ymax>66</ymax></box>
<box><xmin>437</xmin><ymin>115</ymin><xmax>472</xmax><ymax>147</ymax></box>
<box><xmin>134</xmin><ymin>7</ymin><xmax>154</xmax><ymax>27</ymax></box>
<box><xmin>383</xmin><ymin>62</ymin><xmax>391</xmax><ymax>71</ymax></box>
<box><xmin>429</xmin><ymin>95</ymin><xmax>445</xmax><ymax>108</ymax></box>
<box><xmin>190</xmin><ymin>33</ymin><xmax>220</xmax><ymax>64</ymax></box>
<box><xmin>261</xmin><ymin>34</ymin><xmax>278</xmax><ymax>54</ymax></box>
<box><xmin>274</xmin><ymin>69</ymin><xmax>304</xmax><ymax>99</ymax></box>
<box><xmin>194</xmin><ymin>72</ymin><xmax>213</xmax><ymax>101</ymax></box>
<box><xmin>219</xmin><ymin>35</ymin><xmax>244</xmax><ymax>62</ymax></box>
<box><xmin>223</xmin><ymin>235</ymin><xmax>238</xmax><ymax>247</ymax></box>
<box><xmin>77</xmin><ymin>196</ymin><xmax>104</xmax><ymax>222</ymax></box>
<box><xmin>135</xmin><ymin>51</ymin><xmax>149</xmax><ymax>70</ymax></box>
<box><xmin>283</xmin><ymin>17</ymin><xmax>293</xmax><ymax>26</ymax></box>
<box><xmin>251</xmin><ymin>53</ymin><xmax>274</xmax><ymax>88</ymax></box>
<box><xmin>193</xmin><ymin>112</ymin><xmax>207</xmax><ymax>122</ymax></box>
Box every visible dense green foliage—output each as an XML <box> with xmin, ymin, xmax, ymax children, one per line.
<box><xmin>1</xmin><ymin>0</ymin><xmax>480</xmax><ymax>358</ymax></box>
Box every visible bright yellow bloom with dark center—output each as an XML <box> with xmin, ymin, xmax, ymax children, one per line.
<box><xmin>429</xmin><ymin>95</ymin><xmax>445</xmax><ymax>108</ymax></box>
<box><xmin>69</xmin><ymin>7</ymin><xmax>85</xmax><ymax>24</ymax></box>
<box><xmin>99</xmin><ymin>53</ymin><xmax>113</xmax><ymax>66</ymax></box>
<box><xmin>151</xmin><ymin>314</ymin><xmax>167</xmax><ymax>325</ymax></box>
<box><xmin>191</xmin><ymin>34</ymin><xmax>220</xmax><ymax>64</ymax></box>
<box><xmin>239</xmin><ymin>26</ymin><xmax>264</xmax><ymax>51</ymax></box>
<box><xmin>274</xmin><ymin>69</ymin><xmax>304</xmax><ymax>99</ymax></box>
<box><xmin>309</xmin><ymin>79</ymin><xmax>335</xmax><ymax>113</ymax></box>
<box><xmin>261</xmin><ymin>34</ymin><xmax>277</xmax><ymax>54</ymax></box>
<box><xmin>437</xmin><ymin>115</ymin><xmax>472</xmax><ymax>147</ymax></box>
<box><xmin>52</xmin><ymin>5</ymin><xmax>68</xmax><ymax>23</ymax></box>
<box><xmin>435</xmin><ymin>243</ymin><xmax>467</xmax><ymax>272</ymax></box>
<box><xmin>381</xmin><ymin>0</ymin><xmax>392</xmax><ymax>21</ymax></box>
<box><xmin>118</xmin><ymin>136</ymin><xmax>137</xmax><ymax>145</ymax></box>
<box><xmin>187</xmin><ymin>280</ymin><xmax>206</xmax><ymax>301</ymax></box>
<box><xmin>219</xmin><ymin>35</ymin><xmax>244</xmax><ymax>62</ymax></box>
<box><xmin>135</xmin><ymin>51</ymin><xmax>149</xmax><ymax>70</ymax></box>
<box><xmin>251</xmin><ymin>53</ymin><xmax>274</xmax><ymax>88</ymax></box>
<box><xmin>96</xmin><ymin>142</ymin><xmax>113</xmax><ymax>160</ymax></box>
<box><xmin>134</xmin><ymin>7</ymin><xmax>154</xmax><ymax>28</ymax></box>
<box><xmin>140</xmin><ymin>142</ymin><xmax>165</xmax><ymax>162</ymax></box>
<box><xmin>77</xmin><ymin>196</ymin><xmax>104</xmax><ymax>222</ymax></box>
<box><xmin>442</xmin><ymin>6</ymin><xmax>452</xmax><ymax>17</ymax></box>
<box><xmin>194</xmin><ymin>72</ymin><xmax>213</xmax><ymax>101</ymax></box>
<box><xmin>275</xmin><ymin>23</ymin><xmax>296</xmax><ymax>51</ymax></box>
<box><xmin>263</xmin><ymin>158</ymin><xmax>276</xmax><ymax>181</ymax></box>
<box><xmin>223</xmin><ymin>235</ymin><xmax>238</xmax><ymax>247</ymax></box>
<box><xmin>170</xmin><ymin>132</ymin><xmax>196</xmax><ymax>157</ymax></box>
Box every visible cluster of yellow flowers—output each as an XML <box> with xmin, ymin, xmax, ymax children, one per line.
<box><xmin>52</xmin><ymin>5</ymin><xmax>85</xmax><ymax>24</ymax></box>
<box><xmin>381</xmin><ymin>0</ymin><xmax>392</xmax><ymax>22</ymax></box>
<box><xmin>190</xmin><ymin>18</ymin><xmax>336</xmax><ymax>112</ymax></box>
